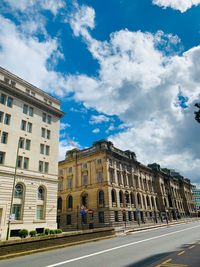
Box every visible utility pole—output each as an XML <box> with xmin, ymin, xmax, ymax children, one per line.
<box><xmin>6</xmin><ymin>138</ymin><xmax>22</xmax><ymax>240</ymax></box>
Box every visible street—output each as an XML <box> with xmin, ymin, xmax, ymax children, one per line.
<box><xmin>0</xmin><ymin>221</ymin><xmax>200</xmax><ymax>267</ymax></box>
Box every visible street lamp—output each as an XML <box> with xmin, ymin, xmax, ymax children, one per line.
<box><xmin>6</xmin><ymin>137</ymin><xmax>23</xmax><ymax>240</ymax></box>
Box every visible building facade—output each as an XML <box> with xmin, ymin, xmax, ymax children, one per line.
<box><xmin>58</xmin><ymin>140</ymin><xmax>195</xmax><ymax>231</ymax></box>
<box><xmin>0</xmin><ymin>67</ymin><xmax>64</xmax><ymax>240</ymax></box>
<box><xmin>192</xmin><ymin>188</ymin><xmax>200</xmax><ymax>214</ymax></box>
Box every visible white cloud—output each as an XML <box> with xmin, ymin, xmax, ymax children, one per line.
<box><xmin>89</xmin><ymin>114</ymin><xmax>111</xmax><ymax>124</ymax></box>
<box><xmin>152</xmin><ymin>0</ymin><xmax>200</xmax><ymax>12</ymax></box>
<box><xmin>60</xmin><ymin>122</ymin><xmax>71</xmax><ymax>131</ymax></box>
<box><xmin>92</xmin><ymin>128</ymin><xmax>100</xmax><ymax>134</ymax></box>
<box><xmin>3</xmin><ymin>0</ymin><xmax>65</xmax><ymax>15</ymax></box>
<box><xmin>59</xmin><ymin>139</ymin><xmax>80</xmax><ymax>161</ymax></box>
<box><xmin>65</xmin><ymin>5</ymin><xmax>200</xmax><ymax>183</ymax></box>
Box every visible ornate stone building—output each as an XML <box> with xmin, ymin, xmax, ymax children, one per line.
<box><xmin>0</xmin><ymin>67</ymin><xmax>64</xmax><ymax>240</ymax></box>
<box><xmin>58</xmin><ymin>140</ymin><xmax>195</xmax><ymax>230</ymax></box>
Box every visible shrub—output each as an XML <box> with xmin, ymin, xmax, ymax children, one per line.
<box><xmin>49</xmin><ymin>229</ymin><xmax>55</xmax><ymax>235</ymax></box>
<box><xmin>37</xmin><ymin>233</ymin><xmax>45</xmax><ymax>236</ymax></box>
<box><xmin>57</xmin><ymin>229</ymin><xmax>62</xmax><ymax>234</ymax></box>
<box><xmin>29</xmin><ymin>230</ymin><xmax>37</xmax><ymax>237</ymax></box>
<box><xmin>18</xmin><ymin>229</ymin><xmax>29</xmax><ymax>238</ymax></box>
<box><xmin>44</xmin><ymin>228</ymin><xmax>50</xmax><ymax>235</ymax></box>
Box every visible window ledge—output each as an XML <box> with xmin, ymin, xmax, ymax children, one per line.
<box><xmin>10</xmin><ymin>220</ymin><xmax>24</xmax><ymax>224</ymax></box>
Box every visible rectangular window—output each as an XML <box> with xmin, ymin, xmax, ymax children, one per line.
<box><xmin>4</xmin><ymin>114</ymin><xmax>11</xmax><ymax>125</ymax></box>
<box><xmin>66</xmin><ymin>214</ymin><xmax>72</xmax><ymax>225</ymax></box>
<box><xmin>23</xmin><ymin>104</ymin><xmax>28</xmax><ymax>114</ymax></box>
<box><xmin>82</xmin><ymin>163</ymin><xmax>87</xmax><ymax>169</ymax></box>
<box><xmin>46</xmin><ymin>145</ymin><xmax>50</xmax><ymax>156</ymax></box>
<box><xmin>97</xmin><ymin>159</ymin><xmax>102</xmax><ymax>165</ymax></box>
<box><xmin>0</xmin><ymin>94</ymin><xmax>6</xmax><ymax>105</ymax></box>
<box><xmin>82</xmin><ymin>174</ymin><xmax>88</xmax><ymax>185</ymax></box>
<box><xmin>47</xmin><ymin>115</ymin><xmax>51</xmax><ymax>124</ymax></box>
<box><xmin>29</xmin><ymin>107</ymin><xmax>33</xmax><ymax>117</ymax></box>
<box><xmin>68</xmin><ymin>178</ymin><xmax>73</xmax><ymax>189</ymax></box>
<box><xmin>41</xmin><ymin>128</ymin><xmax>45</xmax><ymax>138</ymax></box>
<box><xmin>40</xmin><ymin>144</ymin><xmax>45</xmax><ymax>154</ymax></box>
<box><xmin>42</xmin><ymin>113</ymin><xmax>47</xmax><ymax>122</ymax></box>
<box><xmin>114</xmin><ymin>211</ymin><xmax>119</xmax><ymax>222</ymax></box>
<box><xmin>44</xmin><ymin>162</ymin><xmax>49</xmax><ymax>173</ymax></box>
<box><xmin>68</xmin><ymin>167</ymin><xmax>72</xmax><ymax>173</ymax></box>
<box><xmin>47</xmin><ymin>129</ymin><xmax>51</xmax><ymax>139</ymax></box>
<box><xmin>7</xmin><ymin>97</ymin><xmax>13</xmax><ymax>108</ymax></box>
<box><xmin>23</xmin><ymin>157</ymin><xmax>29</xmax><ymax>169</ymax></box>
<box><xmin>27</xmin><ymin>122</ymin><xmax>32</xmax><ymax>133</ymax></box>
<box><xmin>12</xmin><ymin>204</ymin><xmax>21</xmax><ymax>220</ymax></box>
<box><xmin>98</xmin><ymin>212</ymin><xmax>105</xmax><ymax>223</ymax></box>
<box><xmin>39</xmin><ymin>161</ymin><xmax>43</xmax><ymax>172</ymax></box>
<box><xmin>17</xmin><ymin>156</ymin><xmax>23</xmax><ymax>168</ymax></box>
<box><xmin>97</xmin><ymin>171</ymin><xmax>103</xmax><ymax>183</ymax></box>
<box><xmin>0</xmin><ymin>151</ymin><xmax>5</xmax><ymax>164</ymax></box>
<box><xmin>36</xmin><ymin>205</ymin><xmax>44</xmax><ymax>220</ymax></box>
<box><xmin>25</xmin><ymin>139</ymin><xmax>31</xmax><ymax>150</ymax></box>
<box><xmin>128</xmin><ymin>211</ymin><xmax>132</xmax><ymax>221</ymax></box>
<box><xmin>21</xmin><ymin>120</ymin><xmax>26</xmax><ymax>131</ymax></box>
<box><xmin>0</xmin><ymin>111</ymin><xmax>4</xmax><ymax>123</ymax></box>
<box><xmin>1</xmin><ymin>132</ymin><xmax>8</xmax><ymax>144</ymax></box>
<box><xmin>19</xmin><ymin>138</ymin><xmax>24</xmax><ymax>149</ymax></box>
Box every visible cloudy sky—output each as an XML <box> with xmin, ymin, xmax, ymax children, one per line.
<box><xmin>0</xmin><ymin>0</ymin><xmax>200</xmax><ymax>185</ymax></box>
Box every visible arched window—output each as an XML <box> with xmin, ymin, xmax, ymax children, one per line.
<box><xmin>98</xmin><ymin>190</ymin><xmax>104</xmax><ymax>206</ymax></box>
<box><xmin>67</xmin><ymin>195</ymin><xmax>73</xmax><ymax>209</ymax></box>
<box><xmin>81</xmin><ymin>193</ymin><xmax>88</xmax><ymax>208</ymax></box>
<box><xmin>38</xmin><ymin>186</ymin><xmax>45</xmax><ymax>200</ymax></box>
<box><xmin>137</xmin><ymin>193</ymin><xmax>141</xmax><ymax>205</ymax></box>
<box><xmin>130</xmin><ymin>192</ymin><xmax>135</xmax><ymax>205</ymax></box>
<box><xmin>119</xmin><ymin>191</ymin><xmax>124</xmax><ymax>205</ymax></box>
<box><xmin>57</xmin><ymin>197</ymin><xmax>62</xmax><ymax>211</ymax></box>
<box><xmin>111</xmin><ymin>189</ymin><xmax>116</xmax><ymax>204</ymax></box>
<box><xmin>14</xmin><ymin>184</ymin><xmax>23</xmax><ymax>198</ymax></box>
<box><xmin>13</xmin><ymin>183</ymin><xmax>25</xmax><ymax>220</ymax></box>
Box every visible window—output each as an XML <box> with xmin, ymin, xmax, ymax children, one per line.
<box><xmin>97</xmin><ymin>159</ymin><xmax>102</xmax><ymax>165</ymax></box>
<box><xmin>44</xmin><ymin>162</ymin><xmax>49</xmax><ymax>173</ymax></box>
<box><xmin>38</xmin><ymin>186</ymin><xmax>45</xmax><ymax>200</ymax></box>
<box><xmin>97</xmin><ymin>171</ymin><xmax>103</xmax><ymax>183</ymax></box>
<box><xmin>47</xmin><ymin>115</ymin><xmax>51</xmax><ymax>124</ymax></box>
<box><xmin>109</xmin><ymin>159</ymin><xmax>113</xmax><ymax>166</ymax></box>
<box><xmin>21</xmin><ymin>120</ymin><xmax>26</xmax><ymax>131</ymax></box>
<box><xmin>23</xmin><ymin>157</ymin><xmax>29</xmax><ymax>169</ymax></box>
<box><xmin>29</xmin><ymin>107</ymin><xmax>33</xmax><ymax>117</ymax></box>
<box><xmin>0</xmin><ymin>94</ymin><xmax>6</xmax><ymax>105</ymax></box>
<box><xmin>41</xmin><ymin>128</ymin><xmax>45</xmax><ymax>138</ymax></box>
<box><xmin>0</xmin><ymin>151</ymin><xmax>5</xmax><ymax>164</ymax></box>
<box><xmin>67</xmin><ymin>195</ymin><xmax>73</xmax><ymax>209</ymax></box>
<box><xmin>36</xmin><ymin>206</ymin><xmax>44</xmax><ymax>220</ymax></box>
<box><xmin>39</xmin><ymin>161</ymin><xmax>43</xmax><ymax>172</ymax></box>
<box><xmin>27</xmin><ymin>122</ymin><xmax>32</xmax><ymax>133</ymax></box>
<box><xmin>23</xmin><ymin>104</ymin><xmax>28</xmax><ymax>114</ymax></box>
<box><xmin>57</xmin><ymin>198</ymin><xmax>62</xmax><ymax>211</ymax></box>
<box><xmin>66</xmin><ymin>214</ymin><xmax>72</xmax><ymax>225</ymax></box>
<box><xmin>1</xmin><ymin>132</ymin><xmax>8</xmax><ymax>144</ymax></box>
<box><xmin>46</xmin><ymin>145</ymin><xmax>50</xmax><ymax>156</ymax></box>
<box><xmin>114</xmin><ymin>211</ymin><xmax>119</xmax><ymax>222</ymax></box>
<box><xmin>0</xmin><ymin>111</ymin><xmax>3</xmax><ymax>122</ymax></box>
<box><xmin>68</xmin><ymin>167</ymin><xmax>72</xmax><ymax>173</ymax></box>
<box><xmin>25</xmin><ymin>139</ymin><xmax>31</xmax><ymax>150</ymax></box>
<box><xmin>12</xmin><ymin>205</ymin><xmax>21</xmax><ymax>220</ymax></box>
<box><xmin>7</xmin><ymin>97</ymin><xmax>13</xmax><ymax>108</ymax></box>
<box><xmin>47</xmin><ymin>129</ymin><xmax>51</xmax><ymax>139</ymax></box>
<box><xmin>98</xmin><ymin>191</ymin><xmax>104</xmax><ymax>206</ymax></box>
<box><xmin>98</xmin><ymin>212</ymin><xmax>105</xmax><ymax>223</ymax></box>
<box><xmin>17</xmin><ymin>156</ymin><xmax>23</xmax><ymax>168</ymax></box>
<box><xmin>4</xmin><ymin>114</ymin><xmax>11</xmax><ymax>125</ymax></box>
<box><xmin>19</xmin><ymin>138</ymin><xmax>25</xmax><ymax>149</ymax></box>
<box><xmin>40</xmin><ymin>144</ymin><xmax>45</xmax><ymax>154</ymax></box>
<box><xmin>14</xmin><ymin>184</ymin><xmax>23</xmax><ymax>198</ymax></box>
<box><xmin>82</xmin><ymin>174</ymin><xmax>88</xmax><ymax>185</ymax></box>
<box><xmin>42</xmin><ymin>113</ymin><xmax>47</xmax><ymax>122</ymax></box>
<box><xmin>128</xmin><ymin>211</ymin><xmax>132</xmax><ymax>221</ymax></box>
<box><xmin>68</xmin><ymin>178</ymin><xmax>73</xmax><ymax>189</ymax></box>
<box><xmin>82</xmin><ymin>163</ymin><xmax>87</xmax><ymax>169</ymax></box>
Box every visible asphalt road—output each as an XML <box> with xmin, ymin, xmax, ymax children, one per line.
<box><xmin>0</xmin><ymin>221</ymin><xmax>200</xmax><ymax>267</ymax></box>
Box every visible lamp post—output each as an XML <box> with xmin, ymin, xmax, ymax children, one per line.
<box><xmin>6</xmin><ymin>138</ymin><xmax>23</xmax><ymax>240</ymax></box>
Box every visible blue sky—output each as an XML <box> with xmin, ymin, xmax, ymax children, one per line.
<box><xmin>0</xmin><ymin>0</ymin><xmax>200</xmax><ymax>185</ymax></box>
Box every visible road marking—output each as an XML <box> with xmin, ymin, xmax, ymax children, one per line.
<box><xmin>44</xmin><ymin>224</ymin><xmax>200</xmax><ymax>267</ymax></box>
<box><xmin>177</xmin><ymin>251</ymin><xmax>185</xmax><ymax>256</ymax></box>
<box><xmin>188</xmin><ymin>245</ymin><xmax>195</xmax><ymax>249</ymax></box>
<box><xmin>156</xmin><ymin>258</ymin><xmax>172</xmax><ymax>266</ymax></box>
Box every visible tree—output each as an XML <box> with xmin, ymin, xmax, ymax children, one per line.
<box><xmin>194</xmin><ymin>103</ymin><xmax>200</xmax><ymax>123</ymax></box>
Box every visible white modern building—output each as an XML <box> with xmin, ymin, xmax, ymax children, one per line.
<box><xmin>0</xmin><ymin>67</ymin><xmax>64</xmax><ymax>240</ymax></box>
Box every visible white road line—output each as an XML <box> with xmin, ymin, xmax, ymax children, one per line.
<box><xmin>45</xmin><ymin>224</ymin><xmax>200</xmax><ymax>267</ymax></box>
